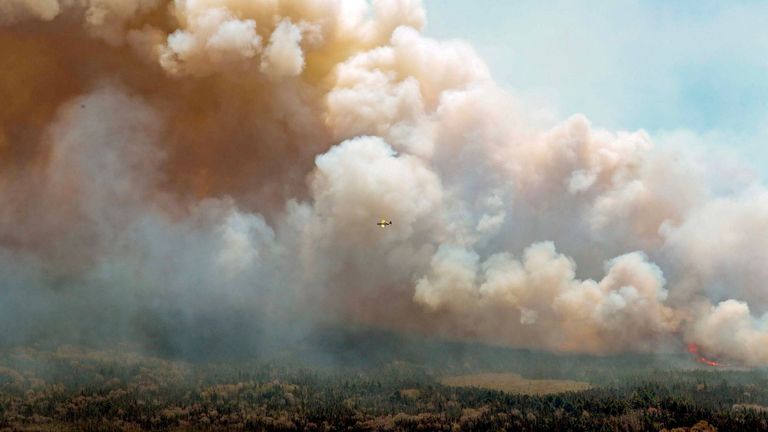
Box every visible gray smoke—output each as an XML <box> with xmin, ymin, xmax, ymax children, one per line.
<box><xmin>1</xmin><ymin>0</ymin><xmax>767</xmax><ymax>365</ymax></box>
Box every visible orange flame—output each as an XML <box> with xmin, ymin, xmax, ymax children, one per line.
<box><xmin>687</xmin><ymin>343</ymin><xmax>721</xmax><ymax>367</ymax></box>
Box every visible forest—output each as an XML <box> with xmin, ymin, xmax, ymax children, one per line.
<box><xmin>1</xmin><ymin>333</ymin><xmax>767</xmax><ymax>431</ymax></box>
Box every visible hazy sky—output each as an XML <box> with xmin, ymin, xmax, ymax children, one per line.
<box><xmin>423</xmin><ymin>0</ymin><xmax>768</xmax><ymax>171</ymax></box>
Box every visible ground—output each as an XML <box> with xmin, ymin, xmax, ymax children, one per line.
<box><xmin>440</xmin><ymin>372</ymin><xmax>591</xmax><ymax>395</ymax></box>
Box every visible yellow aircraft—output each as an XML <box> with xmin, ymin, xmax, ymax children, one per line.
<box><xmin>376</xmin><ymin>219</ymin><xmax>392</xmax><ymax>228</ymax></box>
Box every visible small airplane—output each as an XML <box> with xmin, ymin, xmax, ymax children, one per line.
<box><xmin>376</xmin><ymin>219</ymin><xmax>392</xmax><ymax>228</ymax></box>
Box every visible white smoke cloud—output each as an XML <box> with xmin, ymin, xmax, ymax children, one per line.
<box><xmin>414</xmin><ymin>242</ymin><xmax>679</xmax><ymax>353</ymax></box>
<box><xmin>662</xmin><ymin>189</ymin><xmax>768</xmax><ymax>310</ymax></box>
<box><xmin>260</xmin><ymin>19</ymin><xmax>304</xmax><ymax>79</ymax></box>
<box><xmin>2</xmin><ymin>0</ymin><xmax>768</xmax><ymax>366</ymax></box>
<box><xmin>0</xmin><ymin>0</ymin><xmax>61</xmax><ymax>24</ymax></box>
<box><xmin>688</xmin><ymin>300</ymin><xmax>768</xmax><ymax>367</ymax></box>
<box><xmin>160</xmin><ymin>7</ymin><xmax>263</xmax><ymax>76</ymax></box>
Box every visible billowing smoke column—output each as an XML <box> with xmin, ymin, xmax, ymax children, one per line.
<box><xmin>2</xmin><ymin>0</ymin><xmax>768</xmax><ymax>366</ymax></box>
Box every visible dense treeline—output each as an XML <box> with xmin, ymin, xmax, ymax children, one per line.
<box><xmin>1</xmin><ymin>347</ymin><xmax>768</xmax><ymax>431</ymax></box>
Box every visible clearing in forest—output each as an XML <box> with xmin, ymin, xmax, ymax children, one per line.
<box><xmin>440</xmin><ymin>373</ymin><xmax>591</xmax><ymax>395</ymax></box>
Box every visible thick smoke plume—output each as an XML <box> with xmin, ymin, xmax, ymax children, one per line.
<box><xmin>1</xmin><ymin>0</ymin><xmax>768</xmax><ymax>366</ymax></box>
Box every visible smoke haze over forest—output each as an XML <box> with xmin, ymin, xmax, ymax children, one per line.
<box><xmin>2</xmin><ymin>0</ymin><xmax>768</xmax><ymax>367</ymax></box>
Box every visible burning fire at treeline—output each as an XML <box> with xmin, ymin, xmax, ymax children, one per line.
<box><xmin>1</xmin><ymin>0</ymin><xmax>768</xmax><ymax>367</ymax></box>
<box><xmin>687</xmin><ymin>344</ymin><xmax>722</xmax><ymax>367</ymax></box>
